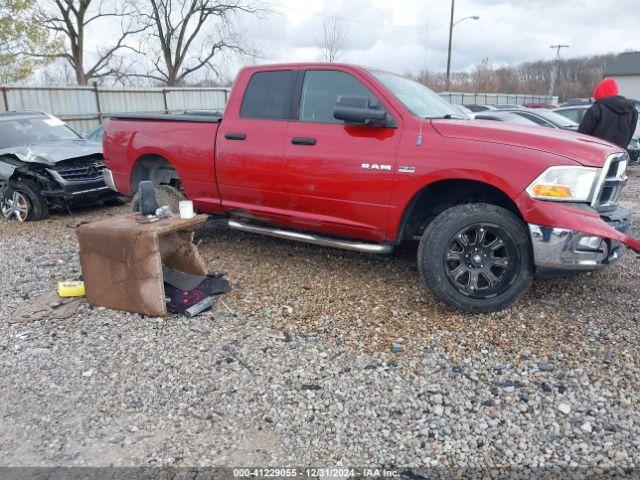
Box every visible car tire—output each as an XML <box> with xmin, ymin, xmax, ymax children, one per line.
<box><xmin>1</xmin><ymin>180</ymin><xmax>49</xmax><ymax>222</ymax></box>
<box><xmin>417</xmin><ymin>203</ymin><xmax>533</xmax><ymax>313</ymax></box>
<box><xmin>131</xmin><ymin>184</ymin><xmax>186</xmax><ymax>214</ymax></box>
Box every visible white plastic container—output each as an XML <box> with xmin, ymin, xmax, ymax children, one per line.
<box><xmin>179</xmin><ymin>200</ymin><xmax>195</xmax><ymax>219</ymax></box>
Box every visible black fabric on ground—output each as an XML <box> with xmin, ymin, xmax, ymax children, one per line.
<box><xmin>162</xmin><ymin>265</ymin><xmax>207</xmax><ymax>291</ymax></box>
<box><xmin>165</xmin><ymin>275</ymin><xmax>231</xmax><ymax>314</ymax></box>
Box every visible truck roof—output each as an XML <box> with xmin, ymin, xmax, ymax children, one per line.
<box><xmin>240</xmin><ymin>62</ymin><xmax>373</xmax><ymax>72</ymax></box>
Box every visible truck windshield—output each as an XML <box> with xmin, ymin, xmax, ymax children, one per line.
<box><xmin>0</xmin><ymin>117</ymin><xmax>80</xmax><ymax>149</ymax></box>
<box><xmin>370</xmin><ymin>70</ymin><xmax>467</xmax><ymax>119</ymax></box>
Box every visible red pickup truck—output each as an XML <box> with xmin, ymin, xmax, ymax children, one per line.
<box><xmin>102</xmin><ymin>63</ymin><xmax>640</xmax><ymax>312</ymax></box>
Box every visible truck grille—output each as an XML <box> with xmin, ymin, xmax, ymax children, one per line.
<box><xmin>592</xmin><ymin>153</ymin><xmax>628</xmax><ymax>211</ymax></box>
<box><xmin>51</xmin><ymin>158</ymin><xmax>106</xmax><ymax>182</ymax></box>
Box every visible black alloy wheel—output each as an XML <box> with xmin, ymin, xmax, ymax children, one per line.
<box><xmin>444</xmin><ymin>223</ymin><xmax>520</xmax><ymax>299</ymax></box>
<box><xmin>417</xmin><ymin>203</ymin><xmax>533</xmax><ymax>313</ymax></box>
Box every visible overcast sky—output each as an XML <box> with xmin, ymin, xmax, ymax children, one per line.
<box><xmin>223</xmin><ymin>0</ymin><xmax>640</xmax><ymax>78</ymax></box>
<box><xmin>79</xmin><ymin>0</ymin><xmax>640</xmax><ymax>84</ymax></box>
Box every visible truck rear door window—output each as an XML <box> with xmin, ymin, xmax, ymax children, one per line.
<box><xmin>299</xmin><ymin>70</ymin><xmax>379</xmax><ymax>124</ymax></box>
<box><xmin>240</xmin><ymin>70</ymin><xmax>295</xmax><ymax>120</ymax></box>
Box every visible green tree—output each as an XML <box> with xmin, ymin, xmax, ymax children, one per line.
<box><xmin>0</xmin><ymin>0</ymin><xmax>59</xmax><ymax>83</ymax></box>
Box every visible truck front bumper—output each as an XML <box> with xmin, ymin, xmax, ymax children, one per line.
<box><xmin>528</xmin><ymin>205</ymin><xmax>631</xmax><ymax>272</ymax></box>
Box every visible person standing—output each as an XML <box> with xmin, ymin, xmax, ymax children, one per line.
<box><xmin>578</xmin><ymin>78</ymin><xmax>638</xmax><ymax>161</ymax></box>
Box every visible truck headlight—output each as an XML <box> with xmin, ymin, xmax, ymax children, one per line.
<box><xmin>526</xmin><ymin>166</ymin><xmax>600</xmax><ymax>202</ymax></box>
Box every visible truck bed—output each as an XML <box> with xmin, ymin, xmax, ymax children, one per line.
<box><xmin>103</xmin><ymin>113</ymin><xmax>222</xmax><ymax>206</ymax></box>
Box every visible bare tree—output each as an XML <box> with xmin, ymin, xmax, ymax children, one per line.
<box><xmin>411</xmin><ymin>53</ymin><xmax>617</xmax><ymax>101</ymax></box>
<box><xmin>38</xmin><ymin>58</ymin><xmax>76</xmax><ymax>85</ymax></box>
<box><xmin>470</xmin><ymin>57</ymin><xmax>496</xmax><ymax>92</ymax></box>
<box><xmin>32</xmin><ymin>0</ymin><xmax>145</xmax><ymax>85</ymax></box>
<box><xmin>319</xmin><ymin>16</ymin><xmax>347</xmax><ymax>63</ymax></box>
<box><xmin>131</xmin><ymin>0</ymin><xmax>259</xmax><ymax>86</ymax></box>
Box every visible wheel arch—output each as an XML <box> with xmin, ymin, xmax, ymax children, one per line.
<box><xmin>395</xmin><ymin>178</ymin><xmax>524</xmax><ymax>244</ymax></box>
<box><xmin>129</xmin><ymin>153</ymin><xmax>182</xmax><ymax>193</ymax></box>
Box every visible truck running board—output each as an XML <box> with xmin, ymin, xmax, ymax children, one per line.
<box><xmin>227</xmin><ymin>220</ymin><xmax>393</xmax><ymax>254</ymax></box>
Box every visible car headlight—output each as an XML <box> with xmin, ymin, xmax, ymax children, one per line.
<box><xmin>526</xmin><ymin>166</ymin><xmax>600</xmax><ymax>202</ymax></box>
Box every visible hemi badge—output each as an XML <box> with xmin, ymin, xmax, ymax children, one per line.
<box><xmin>398</xmin><ymin>166</ymin><xmax>415</xmax><ymax>174</ymax></box>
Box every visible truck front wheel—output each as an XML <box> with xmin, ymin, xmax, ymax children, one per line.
<box><xmin>418</xmin><ymin>203</ymin><xmax>533</xmax><ymax>313</ymax></box>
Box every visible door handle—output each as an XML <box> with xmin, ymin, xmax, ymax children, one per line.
<box><xmin>291</xmin><ymin>137</ymin><xmax>317</xmax><ymax>146</ymax></box>
<box><xmin>225</xmin><ymin>132</ymin><xmax>246</xmax><ymax>140</ymax></box>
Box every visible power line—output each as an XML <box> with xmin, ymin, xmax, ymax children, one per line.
<box><xmin>266</xmin><ymin>3</ymin><xmax>497</xmax><ymax>74</ymax></box>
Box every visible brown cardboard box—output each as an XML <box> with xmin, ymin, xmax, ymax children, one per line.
<box><xmin>76</xmin><ymin>214</ymin><xmax>208</xmax><ymax>316</ymax></box>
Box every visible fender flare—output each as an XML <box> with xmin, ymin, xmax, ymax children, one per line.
<box><xmin>393</xmin><ymin>171</ymin><xmax>524</xmax><ymax>242</ymax></box>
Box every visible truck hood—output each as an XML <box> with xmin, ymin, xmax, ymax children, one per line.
<box><xmin>0</xmin><ymin>139</ymin><xmax>103</xmax><ymax>165</ymax></box>
<box><xmin>431</xmin><ymin>119</ymin><xmax>621</xmax><ymax>168</ymax></box>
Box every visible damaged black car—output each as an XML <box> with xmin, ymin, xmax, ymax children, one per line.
<box><xmin>0</xmin><ymin>111</ymin><xmax>120</xmax><ymax>222</ymax></box>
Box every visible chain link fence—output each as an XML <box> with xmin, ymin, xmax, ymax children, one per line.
<box><xmin>440</xmin><ymin>92</ymin><xmax>559</xmax><ymax>106</ymax></box>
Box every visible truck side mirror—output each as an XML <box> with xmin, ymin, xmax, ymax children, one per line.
<box><xmin>333</xmin><ymin>96</ymin><xmax>389</xmax><ymax>126</ymax></box>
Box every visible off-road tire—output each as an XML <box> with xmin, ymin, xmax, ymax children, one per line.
<box><xmin>417</xmin><ymin>203</ymin><xmax>533</xmax><ymax>313</ymax></box>
<box><xmin>131</xmin><ymin>184</ymin><xmax>186</xmax><ymax>214</ymax></box>
<box><xmin>3</xmin><ymin>179</ymin><xmax>49</xmax><ymax>222</ymax></box>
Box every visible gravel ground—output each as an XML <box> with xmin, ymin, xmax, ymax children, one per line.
<box><xmin>0</xmin><ymin>167</ymin><xmax>639</xmax><ymax>470</ymax></box>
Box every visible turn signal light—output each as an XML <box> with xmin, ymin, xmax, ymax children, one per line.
<box><xmin>530</xmin><ymin>184</ymin><xmax>572</xmax><ymax>198</ymax></box>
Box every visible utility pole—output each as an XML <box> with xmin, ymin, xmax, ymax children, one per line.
<box><xmin>445</xmin><ymin>0</ymin><xmax>455</xmax><ymax>91</ymax></box>
<box><xmin>548</xmin><ymin>44</ymin><xmax>570</xmax><ymax>97</ymax></box>
<box><xmin>445</xmin><ymin>1</ymin><xmax>479</xmax><ymax>92</ymax></box>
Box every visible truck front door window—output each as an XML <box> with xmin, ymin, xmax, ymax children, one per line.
<box><xmin>299</xmin><ymin>70</ymin><xmax>379</xmax><ymax>124</ymax></box>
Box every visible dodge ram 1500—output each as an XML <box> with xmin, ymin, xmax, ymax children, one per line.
<box><xmin>102</xmin><ymin>63</ymin><xmax>640</xmax><ymax>312</ymax></box>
